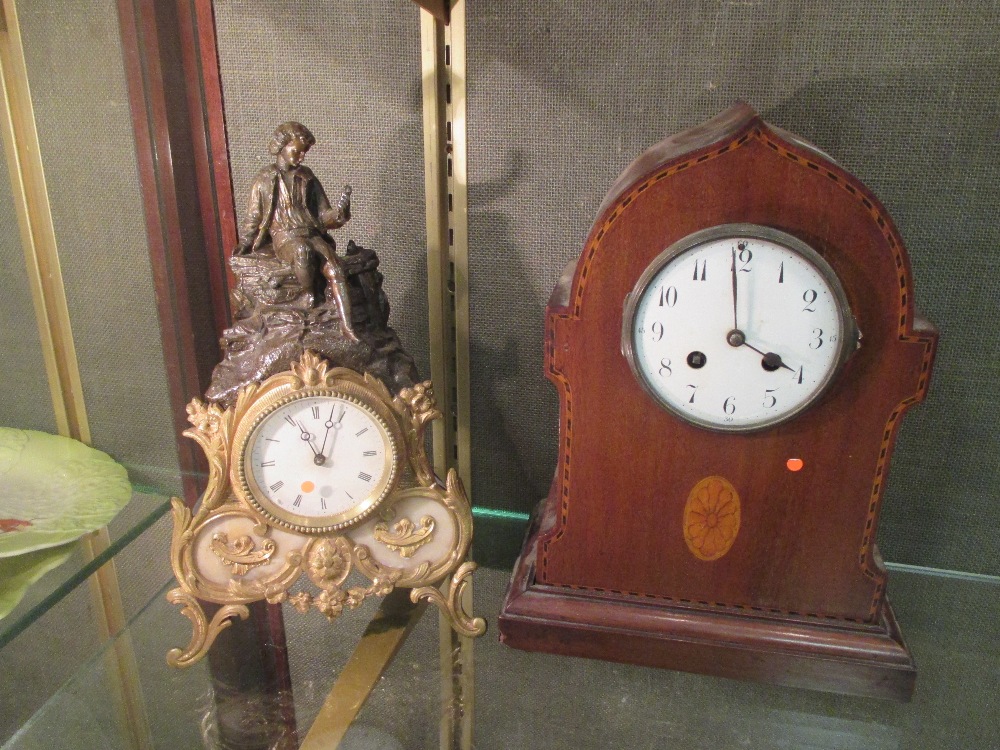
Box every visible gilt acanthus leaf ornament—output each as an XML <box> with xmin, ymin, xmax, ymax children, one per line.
<box><xmin>210</xmin><ymin>531</ymin><xmax>277</xmax><ymax>576</ymax></box>
<box><xmin>374</xmin><ymin>514</ymin><xmax>436</xmax><ymax>558</ymax></box>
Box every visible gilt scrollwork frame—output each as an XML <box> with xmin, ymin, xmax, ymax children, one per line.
<box><xmin>166</xmin><ymin>351</ymin><xmax>482</xmax><ymax>666</ymax></box>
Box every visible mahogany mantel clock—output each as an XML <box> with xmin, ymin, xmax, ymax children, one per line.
<box><xmin>499</xmin><ymin>103</ymin><xmax>938</xmax><ymax>701</ymax></box>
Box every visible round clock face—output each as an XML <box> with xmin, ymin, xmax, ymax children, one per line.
<box><xmin>622</xmin><ymin>224</ymin><xmax>857</xmax><ymax>432</ymax></box>
<box><xmin>236</xmin><ymin>390</ymin><xmax>401</xmax><ymax>532</ymax></box>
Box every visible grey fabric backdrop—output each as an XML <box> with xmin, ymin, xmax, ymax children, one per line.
<box><xmin>0</xmin><ymin>144</ymin><xmax>57</xmax><ymax>436</ymax></box>
<box><xmin>8</xmin><ymin>0</ymin><xmax>993</xmax><ymax>577</ymax></box>
<box><xmin>214</xmin><ymin>0</ymin><xmax>431</xmax><ymax>383</ymax></box>
<box><xmin>18</xmin><ymin>0</ymin><xmax>181</xmax><ymax>494</ymax></box>
<box><xmin>466</xmin><ymin>1</ymin><xmax>1000</xmax><ymax>575</ymax></box>
<box><xmin>1</xmin><ymin>1</ymin><xmax>995</xmax><ymax>742</ymax></box>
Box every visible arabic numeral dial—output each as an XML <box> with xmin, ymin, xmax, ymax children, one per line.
<box><xmin>626</xmin><ymin>226</ymin><xmax>856</xmax><ymax>431</ymax></box>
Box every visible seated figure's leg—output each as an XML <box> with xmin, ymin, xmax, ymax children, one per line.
<box><xmin>274</xmin><ymin>237</ymin><xmax>316</xmax><ymax>304</ymax></box>
<box><xmin>309</xmin><ymin>237</ymin><xmax>360</xmax><ymax>341</ymax></box>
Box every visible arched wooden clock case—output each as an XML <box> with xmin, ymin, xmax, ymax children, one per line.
<box><xmin>498</xmin><ymin>103</ymin><xmax>938</xmax><ymax>701</ymax></box>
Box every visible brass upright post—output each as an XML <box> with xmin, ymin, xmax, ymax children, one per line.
<box><xmin>421</xmin><ymin>2</ymin><xmax>475</xmax><ymax>749</ymax></box>
<box><xmin>422</xmin><ymin>8</ymin><xmax>453</xmax><ymax>479</ymax></box>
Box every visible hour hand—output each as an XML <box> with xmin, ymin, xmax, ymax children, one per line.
<box><xmin>741</xmin><ymin>341</ymin><xmax>795</xmax><ymax>372</ymax></box>
<box><xmin>288</xmin><ymin>416</ymin><xmax>324</xmax><ymax>461</ymax></box>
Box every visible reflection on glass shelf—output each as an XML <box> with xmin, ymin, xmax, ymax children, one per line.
<box><xmin>3</xmin><ymin>579</ymin><xmax>208</xmax><ymax>750</ymax></box>
<box><xmin>0</xmin><ymin>493</ymin><xmax>170</xmax><ymax>649</ymax></box>
<box><xmin>355</xmin><ymin>566</ymin><xmax>1000</xmax><ymax>749</ymax></box>
<box><xmin>4</xmin><ymin>579</ymin><xmax>312</xmax><ymax>750</ymax></box>
<box><xmin>4</xmin><ymin>565</ymin><xmax>999</xmax><ymax>749</ymax></box>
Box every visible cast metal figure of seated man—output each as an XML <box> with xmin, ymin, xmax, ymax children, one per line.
<box><xmin>235</xmin><ymin>121</ymin><xmax>360</xmax><ymax>342</ymax></box>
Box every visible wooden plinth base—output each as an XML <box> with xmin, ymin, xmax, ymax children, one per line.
<box><xmin>499</xmin><ymin>508</ymin><xmax>916</xmax><ymax>702</ymax></box>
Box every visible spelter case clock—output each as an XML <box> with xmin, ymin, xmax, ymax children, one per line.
<box><xmin>499</xmin><ymin>103</ymin><xmax>938</xmax><ymax>701</ymax></box>
<box><xmin>168</xmin><ymin>353</ymin><xmax>482</xmax><ymax>668</ymax></box>
<box><xmin>166</xmin><ymin>123</ymin><xmax>483</xmax><ymax>667</ymax></box>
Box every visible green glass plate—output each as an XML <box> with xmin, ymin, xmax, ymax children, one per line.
<box><xmin>0</xmin><ymin>428</ymin><xmax>131</xmax><ymax>558</ymax></box>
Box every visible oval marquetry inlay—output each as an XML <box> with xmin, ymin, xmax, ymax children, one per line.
<box><xmin>683</xmin><ymin>476</ymin><xmax>741</xmax><ymax>561</ymax></box>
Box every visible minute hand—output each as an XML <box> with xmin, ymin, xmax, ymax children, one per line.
<box><xmin>320</xmin><ymin>405</ymin><xmax>345</xmax><ymax>460</ymax></box>
<box><xmin>730</xmin><ymin>247</ymin><xmax>739</xmax><ymax>330</ymax></box>
<box><xmin>319</xmin><ymin>406</ymin><xmax>336</xmax><ymax>457</ymax></box>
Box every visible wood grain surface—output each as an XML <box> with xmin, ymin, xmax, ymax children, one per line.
<box><xmin>500</xmin><ymin>103</ymin><xmax>938</xmax><ymax>700</ymax></box>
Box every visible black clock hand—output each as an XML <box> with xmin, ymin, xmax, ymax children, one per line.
<box><xmin>291</xmin><ymin>418</ymin><xmax>324</xmax><ymax>463</ymax></box>
<box><xmin>741</xmin><ymin>341</ymin><xmax>795</xmax><ymax>373</ymax></box>
<box><xmin>319</xmin><ymin>405</ymin><xmax>337</xmax><ymax>457</ymax></box>
<box><xmin>320</xmin><ymin>405</ymin><xmax>346</xmax><ymax>462</ymax></box>
<box><xmin>730</xmin><ymin>247</ymin><xmax>739</xmax><ymax>331</ymax></box>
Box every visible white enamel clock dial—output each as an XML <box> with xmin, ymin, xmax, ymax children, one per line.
<box><xmin>623</xmin><ymin>224</ymin><xmax>858</xmax><ymax>432</ymax></box>
<box><xmin>238</xmin><ymin>392</ymin><xmax>400</xmax><ymax>532</ymax></box>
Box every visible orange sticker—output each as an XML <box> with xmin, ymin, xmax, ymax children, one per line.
<box><xmin>300</xmin><ymin>481</ymin><xmax>315</xmax><ymax>493</ymax></box>
<box><xmin>683</xmin><ymin>476</ymin><xmax>741</xmax><ymax>562</ymax></box>
<box><xmin>786</xmin><ymin>458</ymin><xmax>804</xmax><ymax>472</ymax></box>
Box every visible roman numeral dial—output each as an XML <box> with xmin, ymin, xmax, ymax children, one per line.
<box><xmin>240</xmin><ymin>390</ymin><xmax>402</xmax><ymax>532</ymax></box>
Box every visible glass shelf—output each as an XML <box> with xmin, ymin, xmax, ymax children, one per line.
<box><xmin>4</xmin><ymin>561</ymin><xmax>998</xmax><ymax>749</ymax></box>
<box><xmin>0</xmin><ymin>492</ymin><xmax>171</xmax><ymax>650</ymax></box>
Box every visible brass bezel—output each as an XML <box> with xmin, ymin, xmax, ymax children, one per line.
<box><xmin>621</xmin><ymin>223</ymin><xmax>859</xmax><ymax>433</ymax></box>
<box><xmin>232</xmin><ymin>383</ymin><xmax>404</xmax><ymax>534</ymax></box>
